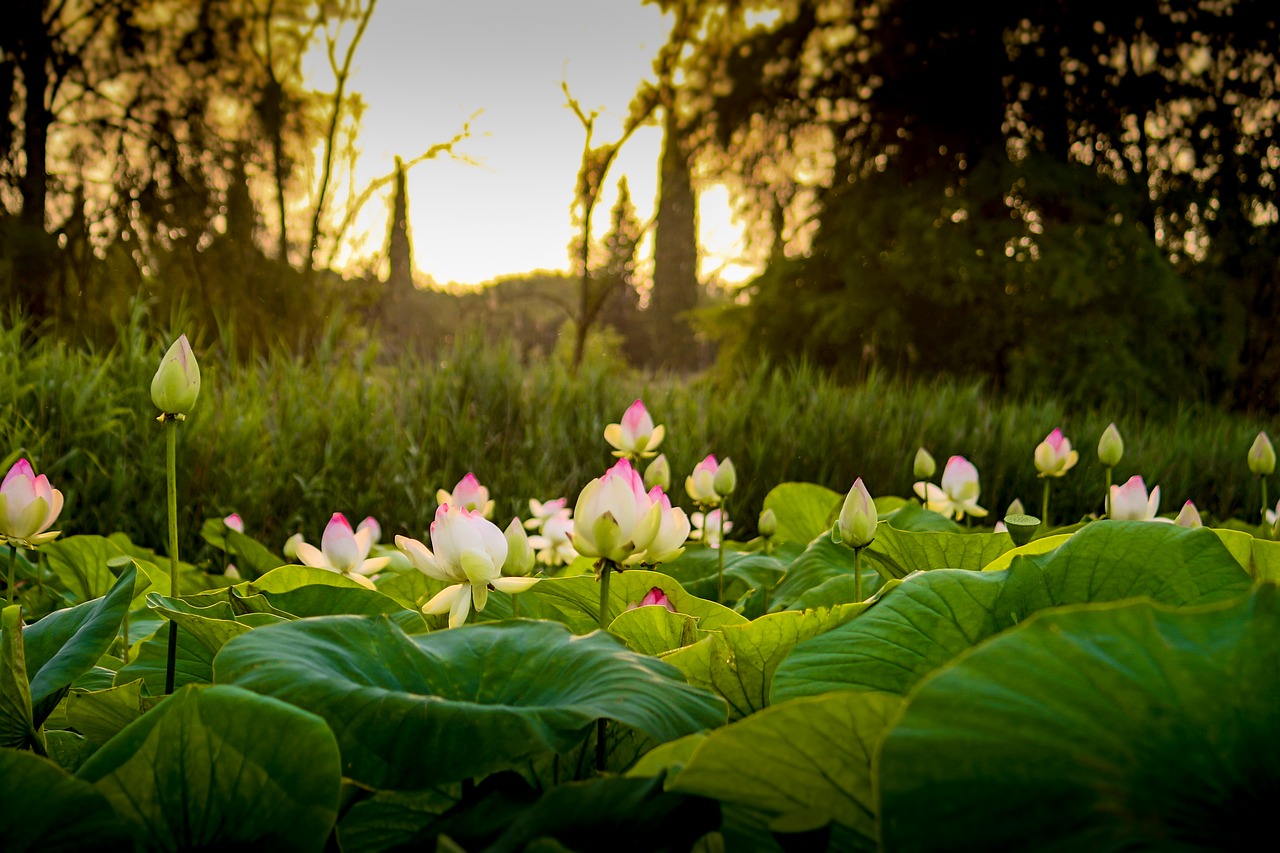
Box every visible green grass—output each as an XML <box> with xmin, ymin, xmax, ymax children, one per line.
<box><xmin>2</xmin><ymin>319</ymin><xmax>1275</xmax><ymax>565</ymax></box>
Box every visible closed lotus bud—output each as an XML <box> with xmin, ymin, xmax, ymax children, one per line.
<box><xmin>283</xmin><ymin>532</ymin><xmax>305</xmax><ymax>560</ymax></box>
<box><xmin>913</xmin><ymin>448</ymin><xmax>936</xmax><ymax>480</ymax></box>
<box><xmin>835</xmin><ymin>478</ymin><xmax>877</xmax><ymax>549</ymax></box>
<box><xmin>644</xmin><ymin>454</ymin><xmax>671</xmax><ymax>492</ymax></box>
<box><xmin>503</xmin><ymin>517</ymin><xmax>536</xmax><ymax>577</ymax></box>
<box><xmin>150</xmin><ymin>334</ymin><xmax>201</xmax><ymax>416</ymax></box>
<box><xmin>357</xmin><ymin>516</ymin><xmax>382</xmax><ymax>546</ymax></box>
<box><xmin>758</xmin><ymin>507</ymin><xmax>778</xmax><ymax>538</ymax></box>
<box><xmin>1097</xmin><ymin>423</ymin><xmax>1124</xmax><ymax>468</ymax></box>
<box><xmin>1005</xmin><ymin>498</ymin><xmax>1025</xmax><ymax>516</ymax></box>
<box><xmin>1248</xmin><ymin>432</ymin><xmax>1275</xmax><ymax>477</ymax></box>
<box><xmin>223</xmin><ymin>513</ymin><xmax>244</xmax><ymax>534</ymax></box>
<box><xmin>1175</xmin><ymin>500</ymin><xmax>1202</xmax><ymax>528</ymax></box>
<box><xmin>713</xmin><ymin>457</ymin><xmax>737</xmax><ymax>497</ymax></box>
<box><xmin>1034</xmin><ymin>429</ymin><xmax>1079</xmax><ymax>478</ymax></box>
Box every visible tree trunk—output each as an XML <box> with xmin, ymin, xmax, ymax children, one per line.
<box><xmin>650</xmin><ymin>107</ymin><xmax>699</xmax><ymax>367</ymax></box>
<box><xmin>386</xmin><ymin>156</ymin><xmax>413</xmax><ymax>295</ymax></box>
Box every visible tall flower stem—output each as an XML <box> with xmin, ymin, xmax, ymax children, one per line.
<box><xmin>1041</xmin><ymin>479</ymin><xmax>1051</xmax><ymax>530</ymax></box>
<box><xmin>716</xmin><ymin>501</ymin><xmax>726</xmax><ymax>602</ymax></box>
<box><xmin>164</xmin><ymin>418</ymin><xmax>181</xmax><ymax>695</ymax></box>
<box><xmin>596</xmin><ymin>558</ymin><xmax>615</xmax><ymax>773</ymax></box>
<box><xmin>6</xmin><ymin>544</ymin><xmax>15</xmax><ymax>608</ymax></box>
<box><xmin>853</xmin><ymin>546</ymin><xmax>863</xmax><ymax>602</ymax></box>
<box><xmin>1261</xmin><ymin>477</ymin><xmax>1270</xmax><ymax>526</ymax></box>
<box><xmin>1104</xmin><ymin>467</ymin><xmax>1113</xmax><ymax>517</ymax></box>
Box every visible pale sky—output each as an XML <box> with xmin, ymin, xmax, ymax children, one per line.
<box><xmin>318</xmin><ymin>0</ymin><xmax>753</xmax><ymax>286</ymax></box>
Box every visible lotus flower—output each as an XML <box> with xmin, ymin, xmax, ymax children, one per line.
<box><xmin>524</xmin><ymin>497</ymin><xmax>567</xmax><ymax>530</ymax></box>
<box><xmin>835</xmin><ymin>478</ymin><xmax>877</xmax><ymax>548</ymax></box>
<box><xmin>628</xmin><ymin>587</ymin><xmax>676</xmax><ymax>613</ymax></box>
<box><xmin>1109</xmin><ymin>476</ymin><xmax>1170</xmax><ymax>522</ymax></box>
<box><xmin>150</xmin><ymin>334</ymin><xmax>201</xmax><ymax>416</ymax></box>
<box><xmin>604</xmin><ymin>399</ymin><xmax>665</xmax><ymax>459</ymax></box>
<box><xmin>357</xmin><ymin>516</ymin><xmax>381</xmax><ymax>545</ymax></box>
<box><xmin>1097</xmin><ymin>423</ymin><xmax>1124</xmax><ymax>468</ymax></box>
<box><xmin>1249</xmin><ymin>432</ymin><xmax>1276</xmax><ymax>477</ymax></box>
<box><xmin>644</xmin><ymin>488</ymin><xmax>690</xmax><ymax>563</ymax></box>
<box><xmin>1175</xmin><ymin>500</ymin><xmax>1203</xmax><ymax>528</ymax></box>
<box><xmin>397</xmin><ymin>504</ymin><xmax>538</xmax><ymax>628</ymax></box>
<box><xmin>913</xmin><ymin>456</ymin><xmax>988</xmax><ymax>520</ymax></box>
<box><xmin>690</xmin><ymin>508</ymin><xmax>732</xmax><ymax>548</ymax></box>
<box><xmin>223</xmin><ymin>513</ymin><xmax>244</xmax><ymax>534</ymax></box>
<box><xmin>529</xmin><ymin>513</ymin><xmax>578</xmax><ymax>567</ymax></box>
<box><xmin>686</xmin><ymin>455</ymin><xmax>735</xmax><ymax>506</ymax></box>
<box><xmin>1034</xmin><ymin>429</ymin><xmax>1079</xmax><ymax>477</ymax></box>
<box><xmin>283</xmin><ymin>532</ymin><xmax>304</xmax><ymax>560</ymax></box>
<box><xmin>294</xmin><ymin>513</ymin><xmax>392</xmax><ymax>588</ymax></box>
<box><xmin>437</xmin><ymin>473</ymin><xmax>495</xmax><ymax>519</ymax></box>
<box><xmin>0</xmin><ymin>459</ymin><xmax>64</xmax><ymax>547</ymax></box>
<box><xmin>571</xmin><ymin>459</ymin><xmax>663</xmax><ymax>565</ymax></box>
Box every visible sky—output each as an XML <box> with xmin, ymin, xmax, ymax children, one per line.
<box><xmin>317</xmin><ymin>0</ymin><xmax>753</xmax><ymax>287</ymax></box>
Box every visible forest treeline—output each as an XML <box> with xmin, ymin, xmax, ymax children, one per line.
<box><xmin>2</xmin><ymin>1</ymin><xmax>1279</xmax><ymax>411</ymax></box>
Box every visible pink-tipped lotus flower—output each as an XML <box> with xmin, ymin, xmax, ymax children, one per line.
<box><xmin>571</xmin><ymin>459</ymin><xmax>663</xmax><ymax>565</ymax></box>
<box><xmin>690</xmin><ymin>508</ymin><xmax>732</xmax><ymax>548</ymax></box>
<box><xmin>529</xmin><ymin>513</ymin><xmax>578</xmax><ymax>567</ymax></box>
<box><xmin>1034</xmin><ymin>429</ymin><xmax>1079</xmax><ymax>478</ymax></box>
<box><xmin>397</xmin><ymin>504</ymin><xmax>538</xmax><ymax>628</ymax></box>
<box><xmin>524</xmin><ymin>497</ymin><xmax>568</xmax><ymax>530</ymax></box>
<box><xmin>914</xmin><ymin>456</ymin><xmax>988</xmax><ymax>520</ymax></box>
<box><xmin>604</xmin><ymin>400</ymin><xmax>666</xmax><ymax>459</ymax></box>
<box><xmin>0</xmin><ymin>459</ymin><xmax>64</xmax><ymax>547</ymax></box>
<box><xmin>437</xmin><ymin>473</ymin><xmax>495</xmax><ymax>519</ymax></box>
<box><xmin>686</xmin><ymin>455</ymin><xmax>736</xmax><ymax>506</ymax></box>
<box><xmin>628</xmin><ymin>587</ymin><xmax>677</xmax><ymax>613</ymax></box>
<box><xmin>1108</xmin><ymin>476</ymin><xmax>1168</xmax><ymax>522</ymax></box>
<box><xmin>294</xmin><ymin>513</ymin><xmax>392</xmax><ymax>589</ymax></box>
<box><xmin>1175</xmin><ymin>500</ymin><xmax>1203</xmax><ymax>528</ymax></box>
<box><xmin>224</xmin><ymin>513</ymin><xmax>244</xmax><ymax>534</ymax></box>
<box><xmin>645</xmin><ymin>487</ymin><xmax>691</xmax><ymax>563</ymax></box>
<box><xmin>357</xmin><ymin>515</ymin><xmax>381</xmax><ymax>545</ymax></box>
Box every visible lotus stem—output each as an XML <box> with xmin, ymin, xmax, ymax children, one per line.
<box><xmin>1041</xmin><ymin>479</ymin><xmax>1051</xmax><ymax>530</ymax></box>
<box><xmin>1104</xmin><ymin>467</ymin><xmax>1113</xmax><ymax>517</ymax></box>
<box><xmin>854</xmin><ymin>545</ymin><xmax>863</xmax><ymax>602</ymax></box>
<box><xmin>598</xmin><ymin>560</ymin><xmax>613</xmax><ymax>632</ymax></box>
<box><xmin>717</xmin><ymin>500</ymin><xmax>726</xmax><ymax>602</ymax></box>
<box><xmin>164</xmin><ymin>418</ymin><xmax>180</xmax><ymax>695</ymax></box>
<box><xmin>5</xmin><ymin>544</ymin><xmax>15</xmax><ymax>608</ymax></box>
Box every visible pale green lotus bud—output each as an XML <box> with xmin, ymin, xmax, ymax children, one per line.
<box><xmin>1097</xmin><ymin>423</ymin><xmax>1124</xmax><ymax>468</ymax></box>
<box><xmin>914</xmin><ymin>448</ymin><xmax>936</xmax><ymax>480</ymax></box>
<box><xmin>283</xmin><ymin>532</ymin><xmax>304</xmax><ymax>561</ymax></box>
<box><xmin>1248</xmin><ymin>432</ymin><xmax>1275</xmax><ymax>477</ymax></box>
<box><xmin>151</xmin><ymin>334</ymin><xmax>201</xmax><ymax>415</ymax></box>
<box><xmin>1005</xmin><ymin>498</ymin><xmax>1025</xmax><ymax>516</ymax></box>
<box><xmin>503</xmin><ymin>517</ymin><xmax>536</xmax><ymax>577</ymax></box>
<box><xmin>713</xmin><ymin>457</ymin><xmax>737</xmax><ymax>497</ymax></box>
<box><xmin>758</xmin><ymin>507</ymin><xmax>778</xmax><ymax>538</ymax></box>
<box><xmin>644</xmin><ymin>454</ymin><xmax>671</xmax><ymax>492</ymax></box>
<box><xmin>835</xmin><ymin>478</ymin><xmax>877</xmax><ymax>548</ymax></box>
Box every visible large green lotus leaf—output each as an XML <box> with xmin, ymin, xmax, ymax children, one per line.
<box><xmin>878</xmin><ymin>585</ymin><xmax>1280</xmax><ymax>852</ymax></box>
<box><xmin>625</xmin><ymin>732</ymin><xmax>707</xmax><ymax>780</ymax></box>
<box><xmin>663</xmin><ymin>691</ymin><xmax>903</xmax><ymax>845</ymax></box>
<box><xmin>664</xmin><ymin>602</ymin><xmax>867</xmax><ymax>720</ymax></box>
<box><xmin>1210</xmin><ymin>527</ymin><xmax>1254</xmax><ymax>574</ymax></box>
<box><xmin>1252</xmin><ymin>537</ymin><xmax>1280</xmax><ymax>583</ymax></box>
<box><xmin>39</xmin><ymin>535</ymin><xmax>124</xmax><ymax>602</ymax></box>
<box><xmin>145</xmin><ymin>593</ymin><xmax>286</xmax><ymax>655</ymax></box>
<box><xmin>243</xmin><ymin>565</ymin><xmax>427</xmax><ymax>631</ymax></box>
<box><xmin>762</xmin><ymin>482</ymin><xmax>842</xmax><ymax>545</ymax></box>
<box><xmin>0</xmin><ymin>747</ymin><xmax>129</xmax><ymax>851</ymax></box>
<box><xmin>337</xmin><ymin>787</ymin><xmax>459</xmax><ymax>853</ymax></box>
<box><xmin>76</xmin><ymin>684</ymin><xmax>341</xmax><ymax>851</ymax></box>
<box><xmin>661</xmin><ymin>546</ymin><xmax>787</xmax><ymax>603</ymax></box>
<box><xmin>522</xmin><ymin>569</ymin><xmax>746</xmax><ymax>634</ymax></box>
<box><xmin>772</xmin><ymin>521</ymin><xmax>1252</xmax><ymax>703</ymax></box>
<box><xmin>881</xmin><ymin>502</ymin><xmax>964</xmax><ymax>533</ymax></box>
<box><xmin>769</xmin><ymin>533</ymin><xmax>891</xmax><ymax>612</ymax></box>
<box><xmin>114</xmin><ymin>624</ymin><xmax>214</xmax><ymax>694</ymax></box>
<box><xmin>23</xmin><ymin>565</ymin><xmax>135</xmax><ymax>723</ymax></box>
<box><xmin>1</xmin><ymin>606</ymin><xmax>40</xmax><ymax>751</ymax></box>
<box><xmin>980</xmin><ymin>533</ymin><xmax>1071</xmax><ymax>572</ymax></box>
<box><xmin>214</xmin><ymin>616</ymin><xmax>728</xmax><ymax>789</ymax></box>
<box><xmin>608</xmin><ymin>605</ymin><xmax>701</xmax><ymax>656</ymax></box>
<box><xmin>867</xmin><ymin>523</ymin><xmax>1011</xmax><ymax>578</ymax></box>
<box><xmin>65</xmin><ymin>679</ymin><xmax>144</xmax><ymax>744</ymax></box>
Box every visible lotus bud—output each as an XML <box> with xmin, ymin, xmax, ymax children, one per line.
<box><xmin>1097</xmin><ymin>423</ymin><xmax>1124</xmax><ymax>468</ymax></box>
<box><xmin>223</xmin><ymin>513</ymin><xmax>244</xmax><ymax>534</ymax></box>
<box><xmin>1175</xmin><ymin>500</ymin><xmax>1202</xmax><ymax>528</ymax></box>
<box><xmin>503</xmin><ymin>517</ymin><xmax>536</xmax><ymax>577</ymax></box>
<box><xmin>357</xmin><ymin>516</ymin><xmax>382</xmax><ymax>546</ymax></box>
<box><xmin>604</xmin><ymin>399</ymin><xmax>666</xmax><ymax>459</ymax></box>
<box><xmin>713</xmin><ymin>457</ymin><xmax>737</xmax><ymax>497</ymax></box>
<box><xmin>913</xmin><ymin>448</ymin><xmax>936</xmax><ymax>480</ymax></box>
<box><xmin>629</xmin><ymin>587</ymin><xmax>676</xmax><ymax>613</ymax></box>
<box><xmin>1248</xmin><ymin>432</ymin><xmax>1275</xmax><ymax>477</ymax></box>
<box><xmin>1034</xmin><ymin>429</ymin><xmax>1079</xmax><ymax>478</ymax></box>
<box><xmin>1005</xmin><ymin>498</ymin><xmax>1025</xmax><ymax>516</ymax></box>
<box><xmin>758</xmin><ymin>507</ymin><xmax>778</xmax><ymax>538</ymax></box>
<box><xmin>835</xmin><ymin>478</ymin><xmax>877</xmax><ymax>549</ymax></box>
<box><xmin>686</xmin><ymin>455</ymin><xmax>723</xmax><ymax>506</ymax></box>
<box><xmin>150</xmin><ymin>334</ymin><xmax>201</xmax><ymax>416</ymax></box>
<box><xmin>644</xmin><ymin>454</ymin><xmax>671</xmax><ymax>492</ymax></box>
<box><xmin>283</xmin><ymin>532</ymin><xmax>304</xmax><ymax>560</ymax></box>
